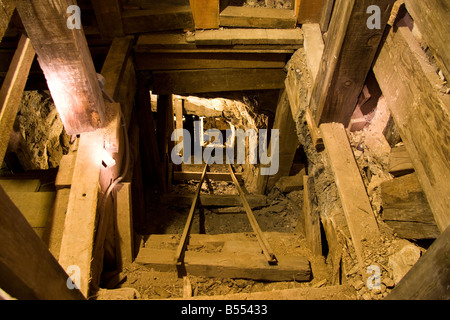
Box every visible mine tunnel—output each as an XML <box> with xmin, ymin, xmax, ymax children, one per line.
<box><xmin>0</xmin><ymin>0</ymin><xmax>449</xmax><ymax>301</ymax></box>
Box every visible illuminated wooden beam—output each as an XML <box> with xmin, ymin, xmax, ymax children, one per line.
<box><xmin>14</xmin><ymin>0</ymin><xmax>107</xmax><ymax>135</ymax></box>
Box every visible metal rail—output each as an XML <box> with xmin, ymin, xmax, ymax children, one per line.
<box><xmin>174</xmin><ymin>163</ymin><xmax>278</xmax><ymax>276</ymax></box>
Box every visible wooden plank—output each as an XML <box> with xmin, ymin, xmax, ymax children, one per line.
<box><xmin>122</xmin><ymin>6</ymin><xmax>194</xmax><ymax>34</ymax></box>
<box><xmin>173</xmin><ymin>171</ymin><xmax>242</xmax><ymax>182</ymax></box>
<box><xmin>219</xmin><ymin>6</ymin><xmax>297</xmax><ymax>29</ymax></box>
<box><xmin>91</xmin><ymin>0</ymin><xmax>124</xmax><ymax>40</ymax></box>
<box><xmin>7</xmin><ymin>192</ymin><xmax>56</xmax><ymax>229</ymax></box>
<box><xmin>189</xmin><ymin>0</ymin><xmax>219</xmax><ymax>29</ymax></box>
<box><xmin>152</xmin><ymin>68</ymin><xmax>286</xmax><ymax>95</ymax></box>
<box><xmin>58</xmin><ymin>132</ymin><xmax>104</xmax><ymax>298</ymax></box>
<box><xmin>297</xmin><ymin>0</ymin><xmax>327</xmax><ymax>24</ymax></box>
<box><xmin>161</xmin><ymin>193</ymin><xmax>267</xmax><ymax>208</ymax></box>
<box><xmin>388</xmin><ymin>145</ymin><xmax>414</xmax><ymax>177</ymax></box>
<box><xmin>302</xmin><ymin>23</ymin><xmax>324</xmax><ymax>82</ymax></box>
<box><xmin>100</xmin><ymin>36</ymin><xmax>134</xmax><ymax>101</ymax></box>
<box><xmin>136</xmin><ymin>52</ymin><xmax>287</xmax><ymax>70</ymax></box>
<box><xmin>405</xmin><ymin>0</ymin><xmax>450</xmax><ymax>81</ymax></box>
<box><xmin>0</xmin><ymin>35</ymin><xmax>35</xmax><ymax>164</ymax></box>
<box><xmin>386</xmin><ymin>225</ymin><xmax>450</xmax><ymax>300</ymax></box>
<box><xmin>381</xmin><ymin>173</ymin><xmax>439</xmax><ymax>239</ymax></box>
<box><xmin>0</xmin><ymin>179</ymin><xmax>40</xmax><ymax>193</ymax></box>
<box><xmin>137</xmin><ymin>248</ymin><xmax>311</xmax><ymax>282</ymax></box>
<box><xmin>321</xmin><ymin>123</ymin><xmax>380</xmax><ymax>277</ymax></box>
<box><xmin>302</xmin><ymin>175</ymin><xmax>322</xmax><ymax>256</ymax></box>
<box><xmin>115</xmin><ymin>183</ymin><xmax>134</xmax><ymax>267</ymax></box>
<box><xmin>311</xmin><ymin>0</ymin><xmax>395</xmax><ymax>126</ymax></box>
<box><xmin>55</xmin><ymin>155</ymin><xmax>76</xmax><ymax>190</ymax></box>
<box><xmin>373</xmin><ymin>20</ymin><xmax>450</xmax><ymax>232</ymax></box>
<box><xmin>194</xmin><ymin>28</ymin><xmax>303</xmax><ymax>46</ymax></box>
<box><xmin>0</xmin><ymin>186</ymin><xmax>85</xmax><ymax>300</ymax></box>
<box><xmin>0</xmin><ymin>0</ymin><xmax>15</xmax><ymax>43</ymax></box>
<box><xmin>266</xmin><ymin>90</ymin><xmax>299</xmax><ymax>192</ymax></box>
<box><xmin>14</xmin><ymin>0</ymin><xmax>107</xmax><ymax>135</ymax></box>
<box><xmin>42</xmin><ymin>189</ymin><xmax>71</xmax><ymax>260</ymax></box>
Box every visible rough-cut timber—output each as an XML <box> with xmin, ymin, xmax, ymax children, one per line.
<box><xmin>311</xmin><ymin>0</ymin><xmax>395</xmax><ymax>126</ymax></box>
<box><xmin>0</xmin><ymin>35</ymin><xmax>35</xmax><ymax>164</ymax></box>
<box><xmin>58</xmin><ymin>132</ymin><xmax>104</xmax><ymax>298</ymax></box>
<box><xmin>405</xmin><ymin>0</ymin><xmax>450</xmax><ymax>81</ymax></box>
<box><xmin>381</xmin><ymin>173</ymin><xmax>440</xmax><ymax>240</ymax></box>
<box><xmin>152</xmin><ymin>69</ymin><xmax>286</xmax><ymax>94</ymax></box>
<box><xmin>0</xmin><ymin>0</ymin><xmax>15</xmax><ymax>42</ymax></box>
<box><xmin>373</xmin><ymin>21</ymin><xmax>450</xmax><ymax>232</ymax></box>
<box><xmin>189</xmin><ymin>0</ymin><xmax>219</xmax><ymax>29</ymax></box>
<box><xmin>386</xmin><ymin>225</ymin><xmax>450</xmax><ymax>300</ymax></box>
<box><xmin>321</xmin><ymin>123</ymin><xmax>380</xmax><ymax>277</ymax></box>
<box><xmin>388</xmin><ymin>145</ymin><xmax>414</xmax><ymax>177</ymax></box>
<box><xmin>122</xmin><ymin>6</ymin><xmax>194</xmax><ymax>34</ymax></box>
<box><xmin>0</xmin><ymin>186</ymin><xmax>85</xmax><ymax>300</ymax></box>
<box><xmin>14</xmin><ymin>0</ymin><xmax>107</xmax><ymax>135</ymax></box>
<box><xmin>220</xmin><ymin>6</ymin><xmax>297</xmax><ymax>29</ymax></box>
<box><xmin>91</xmin><ymin>0</ymin><xmax>124</xmax><ymax>40</ymax></box>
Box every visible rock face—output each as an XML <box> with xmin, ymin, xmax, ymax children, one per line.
<box><xmin>9</xmin><ymin>91</ymin><xmax>71</xmax><ymax>170</ymax></box>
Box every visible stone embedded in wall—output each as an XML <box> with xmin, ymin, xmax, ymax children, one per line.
<box><xmin>8</xmin><ymin>91</ymin><xmax>71</xmax><ymax>171</ymax></box>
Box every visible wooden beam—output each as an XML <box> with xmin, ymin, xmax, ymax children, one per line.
<box><xmin>386</xmin><ymin>225</ymin><xmax>450</xmax><ymax>300</ymax></box>
<box><xmin>321</xmin><ymin>123</ymin><xmax>380</xmax><ymax>278</ymax></box>
<box><xmin>0</xmin><ymin>34</ymin><xmax>35</xmax><ymax>164</ymax></box>
<box><xmin>381</xmin><ymin>173</ymin><xmax>440</xmax><ymax>240</ymax></box>
<box><xmin>122</xmin><ymin>6</ymin><xmax>194</xmax><ymax>34</ymax></box>
<box><xmin>405</xmin><ymin>0</ymin><xmax>450</xmax><ymax>81</ymax></box>
<box><xmin>296</xmin><ymin>0</ymin><xmax>327</xmax><ymax>24</ymax></box>
<box><xmin>58</xmin><ymin>132</ymin><xmax>104</xmax><ymax>298</ymax></box>
<box><xmin>0</xmin><ymin>0</ymin><xmax>15</xmax><ymax>43</ymax></box>
<box><xmin>311</xmin><ymin>0</ymin><xmax>395</xmax><ymax>126</ymax></box>
<box><xmin>161</xmin><ymin>193</ymin><xmax>267</xmax><ymax>208</ymax></box>
<box><xmin>189</xmin><ymin>0</ymin><xmax>219</xmax><ymax>29</ymax></box>
<box><xmin>137</xmin><ymin>248</ymin><xmax>311</xmax><ymax>282</ymax></box>
<box><xmin>373</xmin><ymin>20</ymin><xmax>450</xmax><ymax>232</ymax></box>
<box><xmin>302</xmin><ymin>175</ymin><xmax>322</xmax><ymax>256</ymax></box>
<box><xmin>388</xmin><ymin>145</ymin><xmax>414</xmax><ymax>177</ymax></box>
<box><xmin>14</xmin><ymin>0</ymin><xmax>107</xmax><ymax>135</ymax></box>
<box><xmin>0</xmin><ymin>186</ymin><xmax>85</xmax><ymax>300</ymax></box>
<box><xmin>115</xmin><ymin>183</ymin><xmax>134</xmax><ymax>267</ymax></box>
<box><xmin>194</xmin><ymin>28</ymin><xmax>303</xmax><ymax>46</ymax></box>
<box><xmin>219</xmin><ymin>6</ymin><xmax>297</xmax><ymax>29</ymax></box>
<box><xmin>152</xmin><ymin>68</ymin><xmax>286</xmax><ymax>95</ymax></box>
<box><xmin>136</xmin><ymin>52</ymin><xmax>288</xmax><ymax>70</ymax></box>
<box><xmin>100</xmin><ymin>36</ymin><xmax>134</xmax><ymax>101</ymax></box>
<box><xmin>266</xmin><ymin>90</ymin><xmax>299</xmax><ymax>192</ymax></box>
<box><xmin>91</xmin><ymin>0</ymin><xmax>124</xmax><ymax>40</ymax></box>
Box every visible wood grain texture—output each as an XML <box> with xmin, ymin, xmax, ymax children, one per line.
<box><xmin>14</xmin><ymin>0</ymin><xmax>106</xmax><ymax>135</ymax></box>
<box><xmin>373</xmin><ymin>20</ymin><xmax>450</xmax><ymax>232</ymax></box>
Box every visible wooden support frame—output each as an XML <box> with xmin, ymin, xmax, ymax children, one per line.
<box><xmin>0</xmin><ymin>186</ymin><xmax>85</xmax><ymax>300</ymax></box>
<box><xmin>0</xmin><ymin>34</ymin><xmax>35</xmax><ymax>164</ymax></box>
<box><xmin>14</xmin><ymin>0</ymin><xmax>107</xmax><ymax>135</ymax></box>
<box><xmin>373</xmin><ymin>19</ymin><xmax>450</xmax><ymax>232</ymax></box>
<box><xmin>310</xmin><ymin>0</ymin><xmax>395</xmax><ymax>126</ymax></box>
